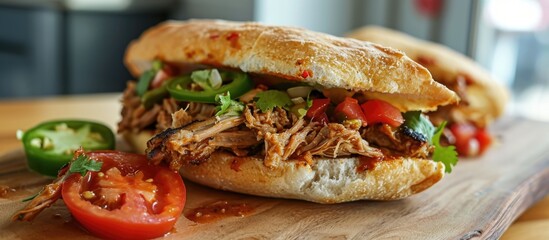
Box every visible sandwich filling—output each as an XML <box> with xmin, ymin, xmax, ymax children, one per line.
<box><xmin>118</xmin><ymin>61</ymin><xmax>457</xmax><ymax>172</ymax></box>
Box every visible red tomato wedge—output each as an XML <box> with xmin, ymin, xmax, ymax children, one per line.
<box><xmin>306</xmin><ymin>98</ymin><xmax>331</xmax><ymax>119</ymax></box>
<box><xmin>449</xmin><ymin>123</ymin><xmax>493</xmax><ymax>156</ymax></box>
<box><xmin>334</xmin><ymin>97</ymin><xmax>367</xmax><ymax>125</ymax></box>
<box><xmin>360</xmin><ymin>100</ymin><xmax>404</xmax><ymax>127</ymax></box>
<box><xmin>62</xmin><ymin>151</ymin><xmax>186</xmax><ymax>240</ymax></box>
<box><xmin>311</xmin><ymin>112</ymin><xmax>329</xmax><ymax>125</ymax></box>
<box><xmin>151</xmin><ymin>65</ymin><xmax>176</xmax><ymax>89</ymax></box>
<box><xmin>475</xmin><ymin>128</ymin><xmax>493</xmax><ymax>155</ymax></box>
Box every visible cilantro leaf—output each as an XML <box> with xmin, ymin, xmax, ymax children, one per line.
<box><xmin>215</xmin><ymin>92</ymin><xmax>244</xmax><ymax>116</ymax></box>
<box><xmin>403</xmin><ymin>111</ymin><xmax>458</xmax><ymax>173</ymax></box>
<box><xmin>403</xmin><ymin>111</ymin><xmax>435</xmax><ymax>144</ymax></box>
<box><xmin>254</xmin><ymin>90</ymin><xmax>293</xmax><ymax>112</ymax></box>
<box><xmin>68</xmin><ymin>154</ymin><xmax>103</xmax><ymax>176</ymax></box>
<box><xmin>21</xmin><ymin>152</ymin><xmax>102</xmax><ymax>202</ymax></box>
<box><xmin>432</xmin><ymin>121</ymin><xmax>458</xmax><ymax>173</ymax></box>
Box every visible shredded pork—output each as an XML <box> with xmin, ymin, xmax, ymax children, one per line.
<box><xmin>118</xmin><ymin>82</ymin><xmax>215</xmax><ymax>134</ymax></box>
<box><xmin>148</xmin><ymin>104</ymin><xmax>404</xmax><ymax>170</ymax></box>
<box><xmin>121</xmin><ymin>83</ymin><xmax>431</xmax><ymax>171</ymax></box>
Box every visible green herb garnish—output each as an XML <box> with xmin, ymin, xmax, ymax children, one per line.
<box><xmin>254</xmin><ymin>90</ymin><xmax>293</xmax><ymax>112</ymax></box>
<box><xmin>22</xmin><ymin>153</ymin><xmax>102</xmax><ymax>202</ymax></box>
<box><xmin>215</xmin><ymin>92</ymin><xmax>244</xmax><ymax>117</ymax></box>
<box><xmin>403</xmin><ymin>111</ymin><xmax>458</xmax><ymax>173</ymax></box>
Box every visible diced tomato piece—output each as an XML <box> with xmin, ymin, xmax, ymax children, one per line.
<box><xmin>306</xmin><ymin>99</ymin><xmax>331</xmax><ymax>119</ymax></box>
<box><xmin>311</xmin><ymin>112</ymin><xmax>329</xmax><ymax>125</ymax></box>
<box><xmin>450</xmin><ymin>123</ymin><xmax>478</xmax><ymax>156</ymax></box>
<box><xmin>151</xmin><ymin>65</ymin><xmax>175</xmax><ymax>89</ymax></box>
<box><xmin>475</xmin><ymin>128</ymin><xmax>493</xmax><ymax>154</ymax></box>
<box><xmin>360</xmin><ymin>100</ymin><xmax>404</xmax><ymax>127</ymax></box>
<box><xmin>334</xmin><ymin>97</ymin><xmax>367</xmax><ymax>126</ymax></box>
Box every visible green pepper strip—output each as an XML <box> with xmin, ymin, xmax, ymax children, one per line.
<box><xmin>136</xmin><ymin>60</ymin><xmax>163</xmax><ymax>97</ymax></box>
<box><xmin>21</xmin><ymin>120</ymin><xmax>115</xmax><ymax>177</ymax></box>
<box><xmin>167</xmin><ymin>71</ymin><xmax>253</xmax><ymax>103</ymax></box>
<box><xmin>142</xmin><ymin>80</ymin><xmax>172</xmax><ymax>109</ymax></box>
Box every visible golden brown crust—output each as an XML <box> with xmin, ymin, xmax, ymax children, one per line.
<box><xmin>125</xmin><ymin>19</ymin><xmax>458</xmax><ymax>112</ymax></box>
<box><xmin>347</xmin><ymin>26</ymin><xmax>508</xmax><ymax>126</ymax></box>
<box><xmin>124</xmin><ymin>130</ymin><xmax>444</xmax><ymax>203</ymax></box>
<box><xmin>179</xmin><ymin>152</ymin><xmax>445</xmax><ymax>203</ymax></box>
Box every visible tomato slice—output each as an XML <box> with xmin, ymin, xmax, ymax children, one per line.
<box><xmin>306</xmin><ymin>98</ymin><xmax>331</xmax><ymax>119</ymax></box>
<box><xmin>62</xmin><ymin>151</ymin><xmax>186</xmax><ymax>240</ymax></box>
<box><xmin>360</xmin><ymin>100</ymin><xmax>404</xmax><ymax>127</ymax></box>
<box><xmin>334</xmin><ymin>97</ymin><xmax>367</xmax><ymax>125</ymax></box>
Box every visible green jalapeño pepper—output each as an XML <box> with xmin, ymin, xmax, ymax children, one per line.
<box><xmin>136</xmin><ymin>60</ymin><xmax>164</xmax><ymax>97</ymax></box>
<box><xmin>167</xmin><ymin>70</ymin><xmax>253</xmax><ymax>103</ymax></box>
<box><xmin>20</xmin><ymin>120</ymin><xmax>115</xmax><ymax>177</ymax></box>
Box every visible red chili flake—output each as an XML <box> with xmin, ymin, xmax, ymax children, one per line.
<box><xmin>210</xmin><ymin>33</ymin><xmax>220</xmax><ymax>39</ymax></box>
<box><xmin>230</xmin><ymin>158</ymin><xmax>245</xmax><ymax>172</ymax></box>
<box><xmin>226</xmin><ymin>32</ymin><xmax>239</xmax><ymax>41</ymax></box>
<box><xmin>301</xmin><ymin>70</ymin><xmax>311</xmax><ymax>78</ymax></box>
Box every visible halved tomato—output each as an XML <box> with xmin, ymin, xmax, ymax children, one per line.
<box><xmin>62</xmin><ymin>151</ymin><xmax>186</xmax><ymax>240</ymax></box>
<box><xmin>360</xmin><ymin>99</ymin><xmax>404</xmax><ymax>127</ymax></box>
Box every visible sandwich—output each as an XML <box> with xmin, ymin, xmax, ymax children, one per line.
<box><xmin>346</xmin><ymin>26</ymin><xmax>508</xmax><ymax>157</ymax></box>
<box><xmin>118</xmin><ymin>20</ymin><xmax>459</xmax><ymax>203</ymax></box>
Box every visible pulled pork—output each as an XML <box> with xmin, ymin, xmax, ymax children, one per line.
<box><xmin>362</xmin><ymin>124</ymin><xmax>431</xmax><ymax>158</ymax></box>
<box><xmin>118</xmin><ymin>82</ymin><xmax>215</xmax><ymax>134</ymax></box>
<box><xmin>146</xmin><ymin>103</ymin><xmax>424</xmax><ymax>171</ymax></box>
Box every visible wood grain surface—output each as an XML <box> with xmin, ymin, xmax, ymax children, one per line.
<box><xmin>0</xmin><ymin>94</ymin><xmax>548</xmax><ymax>239</ymax></box>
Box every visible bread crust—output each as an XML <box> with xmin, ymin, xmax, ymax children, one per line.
<box><xmin>179</xmin><ymin>151</ymin><xmax>444</xmax><ymax>203</ymax></box>
<box><xmin>124</xmin><ymin>131</ymin><xmax>444</xmax><ymax>203</ymax></box>
<box><xmin>124</xmin><ymin>19</ymin><xmax>458</xmax><ymax>112</ymax></box>
<box><xmin>347</xmin><ymin>26</ymin><xmax>508</xmax><ymax>126</ymax></box>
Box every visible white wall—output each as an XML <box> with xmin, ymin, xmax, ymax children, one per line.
<box><xmin>254</xmin><ymin>0</ymin><xmax>355</xmax><ymax>36</ymax></box>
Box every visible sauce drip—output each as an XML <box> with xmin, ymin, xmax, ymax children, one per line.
<box><xmin>357</xmin><ymin>156</ymin><xmax>381</xmax><ymax>173</ymax></box>
<box><xmin>186</xmin><ymin>200</ymin><xmax>254</xmax><ymax>224</ymax></box>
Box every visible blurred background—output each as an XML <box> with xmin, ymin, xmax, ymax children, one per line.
<box><xmin>0</xmin><ymin>0</ymin><xmax>548</xmax><ymax>121</ymax></box>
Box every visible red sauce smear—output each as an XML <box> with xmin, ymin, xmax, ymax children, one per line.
<box><xmin>230</xmin><ymin>158</ymin><xmax>245</xmax><ymax>172</ymax></box>
<box><xmin>186</xmin><ymin>201</ymin><xmax>255</xmax><ymax>224</ymax></box>
<box><xmin>357</xmin><ymin>156</ymin><xmax>381</xmax><ymax>173</ymax></box>
<box><xmin>226</xmin><ymin>32</ymin><xmax>240</xmax><ymax>49</ymax></box>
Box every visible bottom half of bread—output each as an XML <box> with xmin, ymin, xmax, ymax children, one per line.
<box><xmin>123</xmin><ymin>131</ymin><xmax>444</xmax><ymax>203</ymax></box>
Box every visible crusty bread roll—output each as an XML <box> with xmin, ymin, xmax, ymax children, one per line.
<box><xmin>125</xmin><ymin>19</ymin><xmax>458</xmax><ymax>112</ymax></box>
<box><xmin>123</xmin><ymin>131</ymin><xmax>444</xmax><ymax>203</ymax></box>
<box><xmin>346</xmin><ymin>26</ymin><xmax>508</xmax><ymax>127</ymax></box>
<box><xmin>180</xmin><ymin>152</ymin><xmax>444</xmax><ymax>203</ymax></box>
<box><xmin>123</xmin><ymin>20</ymin><xmax>456</xmax><ymax>203</ymax></box>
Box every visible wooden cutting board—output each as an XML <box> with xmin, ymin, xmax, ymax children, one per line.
<box><xmin>0</xmin><ymin>116</ymin><xmax>548</xmax><ymax>240</ymax></box>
